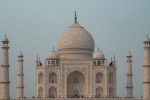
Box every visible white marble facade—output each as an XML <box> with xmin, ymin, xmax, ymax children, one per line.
<box><xmin>36</xmin><ymin>19</ymin><xmax>116</xmax><ymax>98</ymax></box>
<box><xmin>1</xmin><ymin>15</ymin><xmax>150</xmax><ymax>100</ymax></box>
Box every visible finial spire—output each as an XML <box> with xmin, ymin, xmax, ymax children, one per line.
<box><xmin>127</xmin><ymin>50</ymin><xmax>132</xmax><ymax>57</ymax></box>
<box><xmin>74</xmin><ymin>11</ymin><xmax>77</xmax><ymax>23</ymax></box>
<box><xmin>53</xmin><ymin>46</ymin><xmax>54</xmax><ymax>51</ymax></box>
<box><xmin>5</xmin><ymin>34</ymin><xmax>7</xmax><ymax>38</ymax></box>
<box><xmin>4</xmin><ymin>34</ymin><xmax>8</xmax><ymax>41</ymax></box>
<box><xmin>36</xmin><ymin>54</ymin><xmax>39</xmax><ymax>61</ymax></box>
<box><xmin>19</xmin><ymin>50</ymin><xmax>23</xmax><ymax>57</ymax></box>
<box><xmin>20</xmin><ymin>50</ymin><xmax>22</xmax><ymax>54</ymax></box>
<box><xmin>146</xmin><ymin>34</ymin><xmax>149</xmax><ymax>38</ymax></box>
<box><xmin>113</xmin><ymin>54</ymin><xmax>116</xmax><ymax>61</ymax></box>
<box><xmin>2</xmin><ymin>34</ymin><xmax>9</xmax><ymax>45</ymax></box>
<box><xmin>97</xmin><ymin>47</ymin><xmax>100</xmax><ymax>51</ymax></box>
<box><xmin>129</xmin><ymin>50</ymin><xmax>131</xmax><ymax>55</ymax></box>
<box><xmin>39</xmin><ymin>57</ymin><xmax>40</xmax><ymax>62</ymax></box>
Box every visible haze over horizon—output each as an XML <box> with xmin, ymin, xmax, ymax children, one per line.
<box><xmin>0</xmin><ymin>0</ymin><xmax>150</xmax><ymax>98</ymax></box>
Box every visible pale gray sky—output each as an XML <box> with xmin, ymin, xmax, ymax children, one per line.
<box><xmin>0</xmin><ymin>0</ymin><xmax>150</xmax><ymax>98</ymax></box>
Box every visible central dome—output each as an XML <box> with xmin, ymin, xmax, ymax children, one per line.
<box><xmin>57</xmin><ymin>22</ymin><xmax>95</xmax><ymax>53</ymax></box>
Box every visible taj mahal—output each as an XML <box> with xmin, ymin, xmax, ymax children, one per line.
<box><xmin>0</xmin><ymin>13</ymin><xmax>150</xmax><ymax>100</ymax></box>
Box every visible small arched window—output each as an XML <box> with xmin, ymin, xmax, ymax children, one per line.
<box><xmin>96</xmin><ymin>87</ymin><xmax>103</xmax><ymax>97</ymax></box>
<box><xmin>49</xmin><ymin>87</ymin><xmax>57</xmax><ymax>98</ymax></box>
<box><xmin>97</xmin><ymin>60</ymin><xmax>101</xmax><ymax>66</ymax></box>
<box><xmin>49</xmin><ymin>72</ymin><xmax>57</xmax><ymax>83</ymax></box>
<box><xmin>109</xmin><ymin>87</ymin><xmax>113</xmax><ymax>97</ymax></box>
<box><xmin>96</xmin><ymin>72</ymin><xmax>103</xmax><ymax>83</ymax></box>
<box><xmin>38</xmin><ymin>73</ymin><xmax>43</xmax><ymax>84</ymax></box>
<box><xmin>38</xmin><ymin>87</ymin><xmax>43</xmax><ymax>97</ymax></box>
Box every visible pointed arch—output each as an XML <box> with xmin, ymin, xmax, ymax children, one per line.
<box><xmin>67</xmin><ymin>71</ymin><xmax>85</xmax><ymax>98</ymax></box>
<box><xmin>49</xmin><ymin>87</ymin><xmax>57</xmax><ymax>98</ymax></box>
<box><xmin>109</xmin><ymin>87</ymin><xmax>113</xmax><ymax>97</ymax></box>
<box><xmin>95</xmin><ymin>87</ymin><xmax>103</xmax><ymax>97</ymax></box>
<box><xmin>38</xmin><ymin>87</ymin><xmax>43</xmax><ymax>98</ymax></box>
<box><xmin>96</xmin><ymin>72</ymin><xmax>103</xmax><ymax>83</ymax></box>
<box><xmin>49</xmin><ymin>72</ymin><xmax>57</xmax><ymax>83</ymax></box>
<box><xmin>38</xmin><ymin>73</ymin><xmax>43</xmax><ymax>84</ymax></box>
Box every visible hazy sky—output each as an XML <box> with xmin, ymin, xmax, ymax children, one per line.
<box><xmin>0</xmin><ymin>0</ymin><xmax>150</xmax><ymax>98</ymax></box>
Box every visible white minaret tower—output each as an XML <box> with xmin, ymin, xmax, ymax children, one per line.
<box><xmin>0</xmin><ymin>35</ymin><xmax>10</xmax><ymax>99</ymax></box>
<box><xmin>143</xmin><ymin>35</ymin><xmax>150</xmax><ymax>99</ymax></box>
<box><xmin>16</xmin><ymin>51</ymin><xmax>24</xmax><ymax>98</ymax></box>
<box><xmin>126</xmin><ymin>51</ymin><xmax>133</xmax><ymax>98</ymax></box>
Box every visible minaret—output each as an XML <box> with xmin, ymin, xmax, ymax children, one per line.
<box><xmin>143</xmin><ymin>35</ymin><xmax>150</xmax><ymax>99</ymax></box>
<box><xmin>16</xmin><ymin>51</ymin><xmax>24</xmax><ymax>98</ymax></box>
<box><xmin>36</xmin><ymin>54</ymin><xmax>39</xmax><ymax>67</ymax></box>
<box><xmin>0</xmin><ymin>35</ymin><xmax>10</xmax><ymax>99</ymax></box>
<box><xmin>113</xmin><ymin>55</ymin><xmax>117</xmax><ymax>97</ymax></box>
<box><xmin>126</xmin><ymin>51</ymin><xmax>133</xmax><ymax>98</ymax></box>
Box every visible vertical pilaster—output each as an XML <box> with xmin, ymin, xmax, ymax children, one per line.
<box><xmin>16</xmin><ymin>51</ymin><xmax>24</xmax><ymax>98</ymax></box>
<box><xmin>143</xmin><ymin>35</ymin><xmax>150</xmax><ymax>99</ymax></box>
<box><xmin>0</xmin><ymin>35</ymin><xmax>10</xmax><ymax>100</ymax></box>
<box><xmin>89</xmin><ymin>62</ymin><xmax>93</xmax><ymax>98</ymax></box>
<box><xmin>126</xmin><ymin>51</ymin><xmax>133</xmax><ymax>98</ymax></box>
<box><xmin>113</xmin><ymin>55</ymin><xmax>117</xmax><ymax>97</ymax></box>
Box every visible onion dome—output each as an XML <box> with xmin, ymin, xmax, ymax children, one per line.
<box><xmin>93</xmin><ymin>49</ymin><xmax>105</xmax><ymax>59</ymax></box>
<box><xmin>2</xmin><ymin>34</ymin><xmax>9</xmax><ymax>44</ymax></box>
<box><xmin>57</xmin><ymin>13</ymin><xmax>95</xmax><ymax>58</ymax></box>
<box><xmin>144</xmin><ymin>35</ymin><xmax>150</xmax><ymax>42</ymax></box>
<box><xmin>126</xmin><ymin>51</ymin><xmax>132</xmax><ymax>57</ymax></box>
<box><xmin>57</xmin><ymin>23</ymin><xmax>94</xmax><ymax>51</ymax></box>
<box><xmin>47</xmin><ymin>50</ymin><xmax>59</xmax><ymax>59</ymax></box>
<box><xmin>18</xmin><ymin>51</ymin><xmax>23</xmax><ymax>57</ymax></box>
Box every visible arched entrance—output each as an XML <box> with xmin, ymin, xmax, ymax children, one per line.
<box><xmin>38</xmin><ymin>73</ymin><xmax>43</xmax><ymax>84</ymax></box>
<box><xmin>95</xmin><ymin>87</ymin><xmax>103</xmax><ymax>98</ymax></box>
<box><xmin>109</xmin><ymin>87</ymin><xmax>113</xmax><ymax>97</ymax></box>
<box><xmin>67</xmin><ymin>71</ymin><xmax>85</xmax><ymax>98</ymax></box>
<box><xmin>49</xmin><ymin>87</ymin><xmax>57</xmax><ymax>98</ymax></box>
<box><xmin>38</xmin><ymin>87</ymin><xmax>43</xmax><ymax>97</ymax></box>
<box><xmin>49</xmin><ymin>72</ymin><xmax>57</xmax><ymax>83</ymax></box>
<box><xmin>96</xmin><ymin>72</ymin><xmax>103</xmax><ymax>83</ymax></box>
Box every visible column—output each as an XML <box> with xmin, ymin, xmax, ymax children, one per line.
<box><xmin>0</xmin><ymin>35</ymin><xmax>10</xmax><ymax>99</ymax></box>
<box><xmin>16</xmin><ymin>51</ymin><xmax>24</xmax><ymax>98</ymax></box>
<box><xmin>143</xmin><ymin>35</ymin><xmax>150</xmax><ymax>99</ymax></box>
<box><xmin>126</xmin><ymin>51</ymin><xmax>133</xmax><ymax>98</ymax></box>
